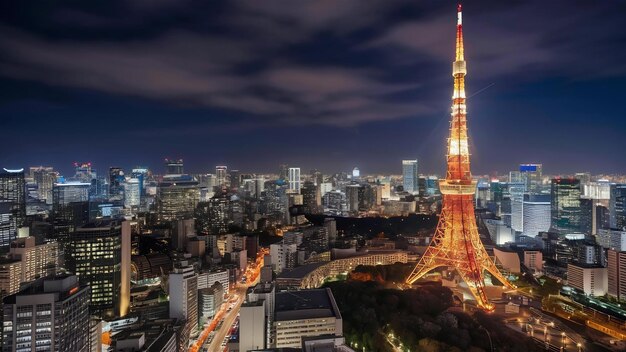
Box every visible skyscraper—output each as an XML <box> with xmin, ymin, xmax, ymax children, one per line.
<box><xmin>169</xmin><ymin>265</ymin><xmax>198</xmax><ymax>350</ymax></box>
<box><xmin>519</xmin><ymin>163</ymin><xmax>543</xmax><ymax>194</ymax></box>
<box><xmin>288</xmin><ymin>167</ymin><xmax>301</xmax><ymax>193</ymax></box>
<box><xmin>64</xmin><ymin>220</ymin><xmax>131</xmax><ymax>318</ymax></box>
<box><xmin>0</xmin><ymin>169</ymin><xmax>26</xmax><ymax>248</ymax></box>
<box><xmin>550</xmin><ymin>178</ymin><xmax>583</xmax><ymax>234</ymax></box>
<box><xmin>165</xmin><ymin>158</ymin><xmax>184</xmax><ymax>175</ymax></box>
<box><xmin>406</xmin><ymin>5</ymin><xmax>512</xmax><ymax>311</ymax></box>
<box><xmin>402</xmin><ymin>160</ymin><xmax>418</xmax><ymax>194</ymax></box>
<box><xmin>31</xmin><ymin>166</ymin><xmax>57</xmax><ymax>203</ymax></box>
<box><xmin>2</xmin><ymin>275</ymin><xmax>90</xmax><ymax>352</ymax></box>
<box><xmin>216</xmin><ymin>165</ymin><xmax>228</xmax><ymax>189</ymax></box>
<box><xmin>610</xmin><ymin>184</ymin><xmax>626</xmax><ymax>230</ymax></box>
<box><xmin>108</xmin><ymin>167</ymin><xmax>125</xmax><ymax>202</ymax></box>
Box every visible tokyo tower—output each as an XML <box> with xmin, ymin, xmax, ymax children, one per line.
<box><xmin>406</xmin><ymin>4</ymin><xmax>513</xmax><ymax>311</ymax></box>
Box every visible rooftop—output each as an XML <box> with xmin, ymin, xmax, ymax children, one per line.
<box><xmin>275</xmin><ymin>288</ymin><xmax>341</xmax><ymax>322</ymax></box>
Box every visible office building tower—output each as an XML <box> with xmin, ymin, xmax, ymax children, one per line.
<box><xmin>519</xmin><ymin>163</ymin><xmax>543</xmax><ymax>194</ymax></box>
<box><xmin>31</xmin><ymin>166</ymin><xmax>57</xmax><ymax>203</ymax></box>
<box><xmin>0</xmin><ymin>169</ymin><xmax>26</xmax><ymax>247</ymax></box>
<box><xmin>301</xmin><ymin>181</ymin><xmax>321</xmax><ymax>214</ymax></box>
<box><xmin>550</xmin><ymin>178</ymin><xmax>583</xmax><ymax>234</ymax></box>
<box><xmin>130</xmin><ymin>168</ymin><xmax>148</xmax><ymax>197</ymax></box>
<box><xmin>345</xmin><ymin>185</ymin><xmax>360</xmax><ymax>213</ymax></box>
<box><xmin>2</xmin><ymin>275</ymin><xmax>90</xmax><ymax>352</ymax></box>
<box><xmin>123</xmin><ymin>177</ymin><xmax>141</xmax><ymax>209</ymax></box>
<box><xmin>169</xmin><ymin>265</ymin><xmax>198</xmax><ymax>349</ymax></box>
<box><xmin>230</xmin><ymin>169</ymin><xmax>241</xmax><ymax>190</ymax></box>
<box><xmin>65</xmin><ymin>220</ymin><xmax>131</xmax><ymax>318</ymax></box>
<box><xmin>521</xmin><ymin>194</ymin><xmax>551</xmax><ymax>237</ymax></box>
<box><xmin>108</xmin><ymin>167</ymin><xmax>125</xmax><ymax>202</ymax></box>
<box><xmin>288</xmin><ymin>168</ymin><xmax>301</xmax><ymax>193</ymax></box>
<box><xmin>607</xmin><ymin>250</ymin><xmax>626</xmax><ymax>301</ymax></box>
<box><xmin>402</xmin><ymin>160</ymin><xmax>419</xmax><ymax>194</ymax></box>
<box><xmin>216</xmin><ymin>166</ymin><xmax>228</xmax><ymax>189</ymax></box>
<box><xmin>509</xmin><ymin>181</ymin><xmax>526</xmax><ymax>233</ymax></box>
<box><xmin>274</xmin><ymin>288</ymin><xmax>343</xmax><ymax>348</ymax></box>
<box><xmin>165</xmin><ymin>158</ymin><xmax>184</xmax><ymax>175</ymax></box>
<box><xmin>156</xmin><ymin>175</ymin><xmax>200</xmax><ymax>220</ymax></box>
<box><xmin>0</xmin><ymin>259</ymin><xmax>22</xmax><ymax>300</ymax></box>
<box><xmin>9</xmin><ymin>236</ymin><xmax>58</xmax><ymax>283</ymax></box>
<box><xmin>51</xmin><ymin>182</ymin><xmax>90</xmax><ymax>238</ymax></box>
<box><xmin>610</xmin><ymin>184</ymin><xmax>626</xmax><ymax>230</ymax></box>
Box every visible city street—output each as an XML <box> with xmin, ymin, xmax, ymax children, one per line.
<box><xmin>190</xmin><ymin>248</ymin><xmax>267</xmax><ymax>352</ymax></box>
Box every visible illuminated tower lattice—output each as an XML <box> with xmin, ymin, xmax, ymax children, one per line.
<box><xmin>406</xmin><ymin>4</ymin><xmax>513</xmax><ymax>311</ymax></box>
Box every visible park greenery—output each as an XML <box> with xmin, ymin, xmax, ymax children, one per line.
<box><xmin>325</xmin><ymin>266</ymin><xmax>539</xmax><ymax>352</ymax></box>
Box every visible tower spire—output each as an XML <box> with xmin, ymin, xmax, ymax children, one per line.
<box><xmin>456</xmin><ymin>3</ymin><xmax>464</xmax><ymax>62</ymax></box>
<box><xmin>406</xmin><ymin>4</ymin><xmax>513</xmax><ymax>311</ymax></box>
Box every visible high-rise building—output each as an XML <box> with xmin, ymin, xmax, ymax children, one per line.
<box><xmin>216</xmin><ymin>166</ymin><xmax>228</xmax><ymax>189</ymax></box>
<box><xmin>597</xmin><ymin>228</ymin><xmax>626</xmax><ymax>251</ymax></box>
<box><xmin>406</xmin><ymin>4</ymin><xmax>512</xmax><ymax>311</ymax></box>
<box><xmin>607</xmin><ymin>250</ymin><xmax>626</xmax><ymax>301</ymax></box>
<box><xmin>301</xmin><ymin>181</ymin><xmax>321</xmax><ymax>214</ymax></box>
<box><xmin>169</xmin><ymin>265</ymin><xmax>198</xmax><ymax>349</ymax></box>
<box><xmin>9</xmin><ymin>236</ymin><xmax>58</xmax><ymax>283</ymax></box>
<box><xmin>521</xmin><ymin>194</ymin><xmax>551</xmax><ymax>237</ymax></box>
<box><xmin>108</xmin><ymin>167</ymin><xmax>125</xmax><ymax>202</ymax></box>
<box><xmin>51</xmin><ymin>182</ymin><xmax>91</xmax><ymax>238</ymax></box>
<box><xmin>156</xmin><ymin>175</ymin><xmax>200</xmax><ymax>220</ymax></box>
<box><xmin>2</xmin><ymin>275</ymin><xmax>90</xmax><ymax>352</ymax></box>
<box><xmin>123</xmin><ymin>177</ymin><xmax>141</xmax><ymax>209</ymax></box>
<box><xmin>550</xmin><ymin>178</ymin><xmax>583</xmax><ymax>234</ymax></box>
<box><xmin>288</xmin><ymin>168</ymin><xmax>301</xmax><ymax>193</ymax></box>
<box><xmin>31</xmin><ymin>166</ymin><xmax>57</xmax><ymax>203</ymax></box>
<box><xmin>0</xmin><ymin>259</ymin><xmax>22</xmax><ymax>300</ymax></box>
<box><xmin>239</xmin><ymin>300</ymin><xmax>266</xmax><ymax>351</ymax></box>
<box><xmin>402</xmin><ymin>160</ymin><xmax>418</xmax><ymax>194</ymax></box>
<box><xmin>519</xmin><ymin>163</ymin><xmax>543</xmax><ymax>194</ymax></box>
<box><xmin>345</xmin><ymin>185</ymin><xmax>360</xmax><ymax>213</ymax></box>
<box><xmin>165</xmin><ymin>158</ymin><xmax>184</xmax><ymax>175</ymax></box>
<box><xmin>0</xmin><ymin>169</ymin><xmax>26</xmax><ymax>248</ymax></box>
<box><xmin>65</xmin><ymin>220</ymin><xmax>131</xmax><ymax>318</ymax></box>
<box><xmin>610</xmin><ymin>184</ymin><xmax>626</xmax><ymax>230</ymax></box>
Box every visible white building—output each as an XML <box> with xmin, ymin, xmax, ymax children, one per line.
<box><xmin>270</xmin><ymin>242</ymin><xmax>297</xmax><ymax>274</ymax></box>
<box><xmin>239</xmin><ymin>300</ymin><xmax>266</xmax><ymax>351</ymax></box>
<box><xmin>288</xmin><ymin>168</ymin><xmax>301</xmax><ymax>193</ymax></box>
<box><xmin>9</xmin><ymin>236</ymin><xmax>58</xmax><ymax>283</ymax></box>
<box><xmin>521</xmin><ymin>200</ymin><xmax>551</xmax><ymax>237</ymax></box>
<box><xmin>197</xmin><ymin>269</ymin><xmax>230</xmax><ymax>295</ymax></box>
<box><xmin>169</xmin><ymin>265</ymin><xmax>198</xmax><ymax>345</ymax></box>
<box><xmin>523</xmin><ymin>250</ymin><xmax>543</xmax><ymax>274</ymax></box>
<box><xmin>567</xmin><ymin>263</ymin><xmax>607</xmax><ymax>296</ymax></box>
<box><xmin>274</xmin><ymin>288</ymin><xmax>343</xmax><ymax>348</ymax></box>
<box><xmin>123</xmin><ymin>177</ymin><xmax>141</xmax><ymax>208</ymax></box>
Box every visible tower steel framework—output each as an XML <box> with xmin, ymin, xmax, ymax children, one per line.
<box><xmin>406</xmin><ymin>4</ymin><xmax>513</xmax><ymax>311</ymax></box>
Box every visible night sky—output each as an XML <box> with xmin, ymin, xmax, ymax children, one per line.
<box><xmin>1</xmin><ymin>1</ymin><xmax>625</xmax><ymax>176</ymax></box>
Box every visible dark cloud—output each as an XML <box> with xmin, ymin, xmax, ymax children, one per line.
<box><xmin>0</xmin><ymin>1</ymin><xmax>625</xmax><ymax>173</ymax></box>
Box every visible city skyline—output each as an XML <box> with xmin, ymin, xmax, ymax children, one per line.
<box><xmin>1</xmin><ymin>1</ymin><xmax>625</xmax><ymax>174</ymax></box>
